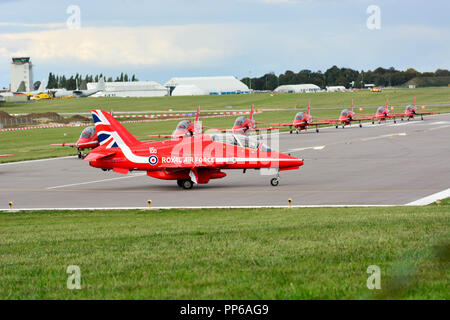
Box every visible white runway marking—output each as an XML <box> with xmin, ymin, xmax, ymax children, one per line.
<box><xmin>0</xmin><ymin>156</ymin><xmax>76</xmax><ymax>166</ymax></box>
<box><xmin>361</xmin><ymin>132</ymin><xmax>407</xmax><ymax>141</ymax></box>
<box><xmin>46</xmin><ymin>173</ymin><xmax>146</xmax><ymax>190</ymax></box>
<box><xmin>287</xmin><ymin>145</ymin><xmax>326</xmax><ymax>152</ymax></box>
<box><xmin>405</xmin><ymin>188</ymin><xmax>450</xmax><ymax>206</ymax></box>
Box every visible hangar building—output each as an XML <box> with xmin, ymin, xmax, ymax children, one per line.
<box><xmin>87</xmin><ymin>81</ymin><xmax>168</xmax><ymax>97</ymax></box>
<box><xmin>274</xmin><ymin>84</ymin><xmax>321</xmax><ymax>93</ymax></box>
<box><xmin>165</xmin><ymin>76</ymin><xmax>250</xmax><ymax>96</ymax></box>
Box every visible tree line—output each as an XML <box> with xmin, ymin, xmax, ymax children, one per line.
<box><xmin>44</xmin><ymin>73</ymin><xmax>139</xmax><ymax>90</ymax></box>
<box><xmin>241</xmin><ymin>66</ymin><xmax>450</xmax><ymax>91</ymax></box>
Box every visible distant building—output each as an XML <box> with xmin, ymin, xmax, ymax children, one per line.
<box><xmin>273</xmin><ymin>84</ymin><xmax>320</xmax><ymax>94</ymax></box>
<box><xmin>10</xmin><ymin>57</ymin><xmax>33</xmax><ymax>92</ymax></box>
<box><xmin>87</xmin><ymin>81</ymin><xmax>168</xmax><ymax>97</ymax></box>
<box><xmin>326</xmin><ymin>86</ymin><xmax>346</xmax><ymax>92</ymax></box>
<box><xmin>165</xmin><ymin>76</ymin><xmax>250</xmax><ymax>96</ymax></box>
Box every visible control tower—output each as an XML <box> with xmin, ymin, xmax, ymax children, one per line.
<box><xmin>10</xmin><ymin>57</ymin><xmax>33</xmax><ymax>92</ymax></box>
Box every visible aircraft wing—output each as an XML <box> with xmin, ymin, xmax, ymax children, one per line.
<box><xmin>148</xmin><ymin>134</ymin><xmax>174</xmax><ymax>138</ymax></box>
<box><xmin>51</xmin><ymin>143</ymin><xmax>77</xmax><ymax>147</ymax></box>
<box><xmin>0</xmin><ymin>154</ymin><xmax>14</xmax><ymax>158</ymax></box>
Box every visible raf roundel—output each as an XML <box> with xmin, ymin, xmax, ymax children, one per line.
<box><xmin>148</xmin><ymin>155</ymin><xmax>159</xmax><ymax>165</ymax></box>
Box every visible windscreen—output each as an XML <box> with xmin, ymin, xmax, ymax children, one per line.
<box><xmin>341</xmin><ymin>109</ymin><xmax>349</xmax><ymax>117</ymax></box>
<box><xmin>295</xmin><ymin>112</ymin><xmax>304</xmax><ymax>120</ymax></box>
<box><xmin>234</xmin><ymin>116</ymin><xmax>246</xmax><ymax>127</ymax></box>
<box><xmin>80</xmin><ymin>126</ymin><xmax>95</xmax><ymax>139</ymax></box>
<box><xmin>176</xmin><ymin>120</ymin><xmax>191</xmax><ymax>130</ymax></box>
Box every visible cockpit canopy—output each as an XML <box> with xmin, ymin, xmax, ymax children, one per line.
<box><xmin>234</xmin><ymin>116</ymin><xmax>247</xmax><ymax>127</ymax></box>
<box><xmin>406</xmin><ymin>105</ymin><xmax>414</xmax><ymax>111</ymax></box>
<box><xmin>295</xmin><ymin>112</ymin><xmax>304</xmax><ymax>121</ymax></box>
<box><xmin>80</xmin><ymin>126</ymin><xmax>96</xmax><ymax>139</ymax></box>
<box><xmin>341</xmin><ymin>109</ymin><xmax>349</xmax><ymax>116</ymax></box>
<box><xmin>176</xmin><ymin>120</ymin><xmax>191</xmax><ymax>130</ymax></box>
<box><xmin>377</xmin><ymin>107</ymin><xmax>385</xmax><ymax>113</ymax></box>
<box><xmin>210</xmin><ymin>134</ymin><xmax>273</xmax><ymax>152</ymax></box>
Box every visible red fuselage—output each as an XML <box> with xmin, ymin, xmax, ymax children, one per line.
<box><xmin>88</xmin><ymin>135</ymin><xmax>303</xmax><ymax>183</ymax></box>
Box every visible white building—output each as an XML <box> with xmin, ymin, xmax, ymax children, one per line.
<box><xmin>10</xmin><ymin>57</ymin><xmax>33</xmax><ymax>92</ymax></box>
<box><xmin>326</xmin><ymin>86</ymin><xmax>346</xmax><ymax>92</ymax></box>
<box><xmin>273</xmin><ymin>84</ymin><xmax>320</xmax><ymax>94</ymax></box>
<box><xmin>87</xmin><ymin>81</ymin><xmax>168</xmax><ymax>97</ymax></box>
<box><xmin>165</xmin><ymin>76</ymin><xmax>250</xmax><ymax>96</ymax></box>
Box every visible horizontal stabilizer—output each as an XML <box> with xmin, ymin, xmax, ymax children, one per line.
<box><xmin>84</xmin><ymin>150</ymin><xmax>116</xmax><ymax>161</ymax></box>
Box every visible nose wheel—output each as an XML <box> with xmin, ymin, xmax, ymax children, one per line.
<box><xmin>270</xmin><ymin>177</ymin><xmax>279</xmax><ymax>186</ymax></box>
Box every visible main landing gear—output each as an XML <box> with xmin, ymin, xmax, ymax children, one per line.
<box><xmin>177</xmin><ymin>179</ymin><xmax>194</xmax><ymax>190</ymax></box>
<box><xmin>77</xmin><ymin>148</ymin><xmax>86</xmax><ymax>159</ymax></box>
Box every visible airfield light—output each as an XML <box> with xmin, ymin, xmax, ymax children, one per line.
<box><xmin>359</xmin><ymin>107</ymin><xmax>363</xmax><ymax>111</ymax></box>
<box><xmin>436</xmin><ymin>199</ymin><xmax>441</xmax><ymax>205</ymax></box>
<box><xmin>288</xmin><ymin>198</ymin><xmax>293</xmax><ymax>209</ymax></box>
<box><xmin>421</xmin><ymin>106</ymin><xmax>426</xmax><ymax>109</ymax></box>
<box><xmin>147</xmin><ymin>200</ymin><xmax>152</xmax><ymax>210</ymax></box>
<box><xmin>391</xmin><ymin>107</ymin><xmax>394</xmax><ymax>110</ymax></box>
<box><xmin>9</xmin><ymin>201</ymin><xmax>13</xmax><ymax>212</ymax></box>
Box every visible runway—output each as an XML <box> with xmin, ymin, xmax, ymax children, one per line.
<box><xmin>1</xmin><ymin>113</ymin><xmax>450</xmax><ymax>209</ymax></box>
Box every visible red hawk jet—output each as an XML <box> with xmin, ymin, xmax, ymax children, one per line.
<box><xmin>52</xmin><ymin>126</ymin><xmax>99</xmax><ymax>158</ymax></box>
<box><xmin>149</xmin><ymin>106</ymin><xmax>202</xmax><ymax>139</ymax></box>
<box><xmin>260</xmin><ymin>101</ymin><xmax>334</xmax><ymax>133</ymax></box>
<box><xmin>335</xmin><ymin>100</ymin><xmax>373</xmax><ymax>128</ymax></box>
<box><xmin>0</xmin><ymin>154</ymin><xmax>14</xmax><ymax>158</ymax></box>
<box><xmin>85</xmin><ymin>110</ymin><xmax>304</xmax><ymax>189</ymax></box>
<box><xmin>394</xmin><ymin>97</ymin><xmax>436</xmax><ymax>121</ymax></box>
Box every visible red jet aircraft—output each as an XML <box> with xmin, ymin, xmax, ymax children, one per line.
<box><xmin>335</xmin><ymin>100</ymin><xmax>373</xmax><ymax>128</ymax></box>
<box><xmin>0</xmin><ymin>154</ymin><xmax>14</xmax><ymax>158</ymax></box>
<box><xmin>52</xmin><ymin>126</ymin><xmax>99</xmax><ymax>158</ymax></box>
<box><xmin>262</xmin><ymin>101</ymin><xmax>334</xmax><ymax>133</ymax></box>
<box><xmin>149</xmin><ymin>106</ymin><xmax>202</xmax><ymax>139</ymax></box>
<box><xmin>85</xmin><ymin>110</ymin><xmax>304</xmax><ymax>189</ymax></box>
<box><xmin>394</xmin><ymin>97</ymin><xmax>435</xmax><ymax>121</ymax></box>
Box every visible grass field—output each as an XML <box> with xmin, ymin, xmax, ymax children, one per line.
<box><xmin>0</xmin><ymin>204</ymin><xmax>448</xmax><ymax>299</ymax></box>
<box><xmin>2</xmin><ymin>87</ymin><xmax>450</xmax><ymax>114</ymax></box>
<box><xmin>1</xmin><ymin>87</ymin><xmax>450</xmax><ymax>163</ymax></box>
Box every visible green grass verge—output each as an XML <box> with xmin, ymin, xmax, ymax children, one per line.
<box><xmin>0</xmin><ymin>206</ymin><xmax>448</xmax><ymax>299</ymax></box>
<box><xmin>1</xmin><ymin>87</ymin><xmax>450</xmax><ymax>114</ymax></box>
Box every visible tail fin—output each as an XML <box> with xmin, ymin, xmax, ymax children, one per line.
<box><xmin>195</xmin><ymin>105</ymin><xmax>200</xmax><ymax>123</ymax></box>
<box><xmin>97</xmin><ymin>77</ymin><xmax>105</xmax><ymax>91</ymax></box>
<box><xmin>92</xmin><ymin>109</ymin><xmax>140</xmax><ymax>149</ymax></box>
<box><xmin>307</xmin><ymin>101</ymin><xmax>311</xmax><ymax>115</ymax></box>
<box><xmin>38</xmin><ymin>80</ymin><xmax>46</xmax><ymax>92</ymax></box>
<box><xmin>250</xmin><ymin>104</ymin><xmax>254</xmax><ymax>121</ymax></box>
<box><xmin>194</xmin><ymin>105</ymin><xmax>202</xmax><ymax>134</ymax></box>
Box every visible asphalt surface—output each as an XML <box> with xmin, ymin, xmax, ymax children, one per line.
<box><xmin>1</xmin><ymin>113</ymin><xmax>449</xmax><ymax>209</ymax></box>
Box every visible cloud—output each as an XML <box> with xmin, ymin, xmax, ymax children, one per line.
<box><xmin>0</xmin><ymin>22</ymin><xmax>66</xmax><ymax>28</ymax></box>
<box><xmin>0</xmin><ymin>24</ymin><xmax>243</xmax><ymax>67</ymax></box>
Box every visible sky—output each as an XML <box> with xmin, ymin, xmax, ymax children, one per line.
<box><xmin>0</xmin><ymin>0</ymin><xmax>449</xmax><ymax>89</ymax></box>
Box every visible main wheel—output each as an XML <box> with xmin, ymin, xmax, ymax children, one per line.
<box><xmin>359</xmin><ymin>123</ymin><xmax>362</xmax><ymax>128</ymax></box>
<box><xmin>177</xmin><ymin>180</ymin><xmax>183</xmax><ymax>187</ymax></box>
<box><xmin>336</xmin><ymin>125</ymin><xmax>338</xmax><ymax>129</ymax></box>
<box><xmin>289</xmin><ymin>130</ymin><xmax>292</xmax><ymax>134</ymax></box>
<box><xmin>181</xmin><ymin>179</ymin><xmax>194</xmax><ymax>190</ymax></box>
<box><xmin>270</xmin><ymin>178</ymin><xmax>279</xmax><ymax>187</ymax></box>
<box><xmin>316</xmin><ymin>128</ymin><xmax>319</xmax><ymax>133</ymax></box>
